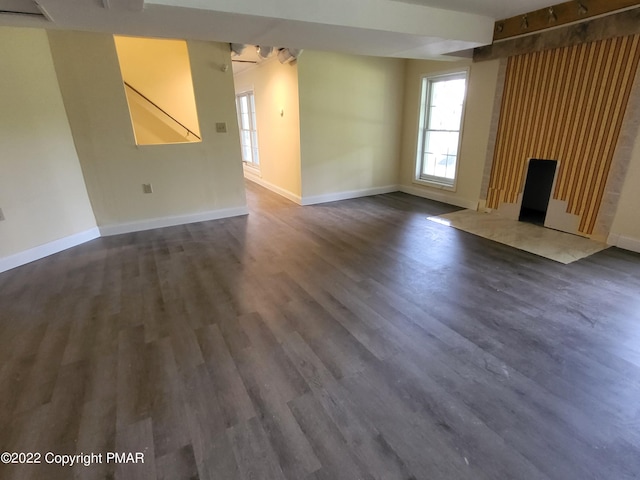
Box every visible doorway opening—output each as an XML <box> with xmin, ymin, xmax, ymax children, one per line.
<box><xmin>519</xmin><ymin>159</ymin><xmax>557</xmax><ymax>226</ymax></box>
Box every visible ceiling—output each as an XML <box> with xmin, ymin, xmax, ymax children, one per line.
<box><xmin>0</xmin><ymin>0</ymin><xmax>559</xmax><ymax>60</ymax></box>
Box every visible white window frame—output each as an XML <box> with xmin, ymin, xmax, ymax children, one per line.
<box><xmin>235</xmin><ymin>90</ymin><xmax>260</xmax><ymax>170</ymax></box>
<box><xmin>414</xmin><ymin>70</ymin><xmax>468</xmax><ymax>190</ymax></box>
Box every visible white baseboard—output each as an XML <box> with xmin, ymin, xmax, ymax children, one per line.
<box><xmin>0</xmin><ymin>227</ymin><xmax>100</xmax><ymax>274</ymax></box>
<box><xmin>399</xmin><ymin>185</ymin><xmax>479</xmax><ymax>210</ymax></box>
<box><xmin>607</xmin><ymin>233</ymin><xmax>640</xmax><ymax>253</ymax></box>
<box><xmin>99</xmin><ymin>206</ymin><xmax>249</xmax><ymax>236</ymax></box>
<box><xmin>244</xmin><ymin>174</ymin><xmax>302</xmax><ymax>205</ymax></box>
<box><xmin>1</xmin><ymin>207</ymin><xmax>250</xmax><ymax>273</ymax></box>
<box><xmin>301</xmin><ymin>185</ymin><xmax>399</xmax><ymax>206</ymax></box>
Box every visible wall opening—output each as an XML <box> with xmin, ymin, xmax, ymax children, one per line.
<box><xmin>114</xmin><ymin>35</ymin><xmax>201</xmax><ymax>145</ymax></box>
<box><xmin>519</xmin><ymin>159</ymin><xmax>557</xmax><ymax>226</ymax></box>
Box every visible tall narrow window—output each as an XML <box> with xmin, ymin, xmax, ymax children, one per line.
<box><xmin>415</xmin><ymin>72</ymin><xmax>467</xmax><ymax>187</ymax></box>
<box><xmin>235</xmin><ymin>91</ymin><xmax>260</xmax><ymax>168</ymax></box>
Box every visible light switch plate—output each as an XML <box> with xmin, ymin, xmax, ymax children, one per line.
<box><xmin>216</xmin><ymin>122</ymin><xmax>227</xmax><ymax>133</ymax></box>
<box><xmin>142</xmin><ymin>183</ymin><xmax>153</xmax><ymax>194</ymax></box>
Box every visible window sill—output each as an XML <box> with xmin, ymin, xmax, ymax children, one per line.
<box><xmin>243</xmin><ymin>163</ymin><xmax>261</xmax><ymax>178</ymax></box>
<box><xmin>243</xmin><ymin>162</ymin><xmax>260</xmax><ymax>171</ymax></box>
<box><xmin>413</xmin><ymin>177</ymin><xmax>457</xmax><ymax>192</ymax></box>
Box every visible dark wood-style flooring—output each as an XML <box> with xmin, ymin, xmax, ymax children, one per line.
<box><xmin>1</xmin><ymin>181</ymin><xmax>640</xmax><ymax>480</ymax></box>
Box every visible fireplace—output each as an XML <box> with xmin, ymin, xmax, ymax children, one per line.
<box><xmin>519</xmin><ymin>159</ymin><xmax>557</xmax><ymax>226</ymax></box>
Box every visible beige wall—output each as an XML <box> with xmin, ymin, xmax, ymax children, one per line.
<box><xmin>48</xmin><ymin>31</ymin><xmax>246</xmax><ymax>231</ymax></box>
<box><xmin>123</xmin><ymin>87</ymin><xmax>191</xmax><ymax>145</ymax></box>
<box><xmin>233</xmin><ymin>58</ymin><xmax>302</xmax><ymax>200</ymax></box>
<box><xmin>0</xmin><ymin>27</ymin><xmax>96</xmax><ymax>260</ymax></box>
<box><xmin>610</xmin><ymin>121</ymin><xmax>640</xmax><ymax>247</ymax></box>
<box><xmin>114</xmin><ymin>36</ymin><xmax>201</xmax><ymax>143</ymax></box>
<box><xmin>399</xmin><ymin>58</ymin><xmax>500</xmax><ymax>209</ymax></box>
<box><xmin>297</xmin><ymin>51</ymin><xmax>405</xmax><ymax>201</ymax></box>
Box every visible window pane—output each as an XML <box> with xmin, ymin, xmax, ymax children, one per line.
<box><xmin>431</xmin><ymin>78</ymin><xmax>465</xmax><ymax>108</ymax></box>
<box><xmin>428</xmin><ymin>78</ymin><xmax>465</xmax><ymax>130</ymax></box>
<box><xmin>423</xmin><ymin>153</ymin><xmax>457</xmax><ymax>180</ymax></box>
<box><xmin>241</xmin><ymin>130</ymin><xmax>251</xmax><ymax>148</ymax></box>
<box><xmin>422</xmin><ymin>153</ymin><xmax>439</xmax><ymax>177</ymax></box>
<box><xmin>423</xmin><ymin>131</ymin><xmax>459</xmax><ymax>180</ymax></box>
<box><xmin>425</xmin><ymin>130</ymin><xmax>459</xmax><ymax>156</ymax></box>
<box><xmin>242</xmin><ymin>145</ymin><xmax>252</xmax><ymax>163</ymax></box>
<box><xmin>428</xmin><ymin>103</ymin><xmax>463</xmax><ymax>131</ymax></box>
<box><xmin>241</xmin><ymin>112</ymin><xmax>250</xmax><ymax>130</ymax></box>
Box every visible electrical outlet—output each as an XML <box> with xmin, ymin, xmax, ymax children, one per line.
<box><xmin>0</xmin><ymin>208</ymin><xmax>4</xmax><ymax>221</ymax></box>
<box><xmin>142</xmin><ymin>183</ymin><xmax>153</xmax><ymax>194</ymax></box>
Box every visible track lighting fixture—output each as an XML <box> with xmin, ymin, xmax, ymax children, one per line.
<box><xmin>277</xmin><ymin>48</ymin><xmax>303</xmax><ymax>64</ymax></box>
<box><xmin>256</xmin><ymin>45</ymin><xmax>274</xmax><ymax>59</ymax></box>
<box><xmin>548</xmin><ymin>7</ymin><xmax>557</xmax><ymax>23</ymax></box>
<box><xmin>521</xmin><ymin>15</ymin><xmax>528</xmax><ymax>30</ymax></box>
<box><xmin>230</xmin><ymin>43</ymin><xmax>246</xmax><ymax>56</ymax></box>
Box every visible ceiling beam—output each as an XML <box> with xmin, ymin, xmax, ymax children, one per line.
<box><xmin>475</xmin><ymin>7</ymin><xmax>640</xmax><ymax>62</ymax></box>
<box><xmin>492</xmin><ymin>0</ymin><xmax>640</xmax><ymax>42</ymax></box>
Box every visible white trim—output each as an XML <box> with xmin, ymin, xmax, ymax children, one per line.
<box><xmin>400</xmin><ymin>184</ymin><xmax>478</xmax><ymax>210</ymax></box>
<box><xmin>235</xmin><ymin>90</ymin><xmax>260</xmax><ymax>167</ymax></box>
<box><xmin>607</xmin><ymin>233</ymin><xmax>640</xmax><ymax>253</ymax></box>
<box><xmin>414</xmin><ymin>68</ymin><xmax>469</xmax><ymax>192</ymax></box>
<box><xmin>301</xmin><ymin>185</ymin><xmax>398</xmax><ymax>206</ymax></box>
<box><xmin>99</xmin><ymin>206</ymin><xmax>249</xmax><ymax>236</ymax></box>
<box><xmin>244</xmin><ymin>174</ymin><xmax>302</xmax><ymax>205</ymax></box>
<box><xmin>242</xmin><ymin>162</ymin><xmax>261</xmax><ymax>176</ymax></box>
<box><xmin>0</xmin><ymin>227</ymin><xmax>100</xmax><ymax>274</ymax></box>
<box><xmin>412</xmin><ymin>177</ymin><xmax>457</xmax><ymax>192</ymax></box>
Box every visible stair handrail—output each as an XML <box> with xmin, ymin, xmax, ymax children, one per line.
<box><xmin>124</xmin><ymin>81</ymin><xmax>201</xmax><ymax>141</ymax></box>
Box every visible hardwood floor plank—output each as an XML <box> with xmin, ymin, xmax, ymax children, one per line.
<box><xmin>0</xmin><ymin>404</ymin><xmax>51</xmax><ymax>480</ymax></box>
<box><xmin>228</xmin><ymin>417</ymin><xmax>287</xmax><ymax>480</ymax></box>
<box><xmin>195</xmin><ymin>324</ymin><xmax>256</xmax><ymax>428</ymax></box>
<box><xmin>145</xmin><ymin>338</ymin><xmax>191</xmax><ymax>458</ymax></box>
<box><xmin>280</xmin><ymin>331</ymin><xmax>338</xmax><ymax>391</ymax></box>
<box><xmin>116</xmin><ymin>326</ymin><xmax>151</xmax><ymax>428</ymax></box>
<box><xmin>156</xmin><ymin>445</ymin><xmax>199</xmax><ymax>480</ymax></box>
<box><xmin>75</xmin><ymin>396</ymin><xmax>117</xmax><ymax>480</ymax></box>
<box><xmin>182</xmin><ymin>364</ymin><xmax>241</xmax><ymax>480</ymax></box>
<box><xmin>14</xmin><ymin>323</ymin><xmax>71</xmax><ymax>414</ymax></box>
<box><xmin>115</xmin><ymin>418</ymin><xmax>157</xmax><ymax>480</ymax></box>
<box><xmin>288</xmin><ymin>392</ymin><xmax>373</xmax><ymax>480</ymax></box>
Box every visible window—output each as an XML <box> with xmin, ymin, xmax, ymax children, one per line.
<box><xmin>415</xmin><ymin>72</ymin><xmax>467</xmax><ymax>188</ymax></box>
<box><xmin>235</xmin><ymin>91</ymin><xmax>260</xmax><ymax>168</ymax></box>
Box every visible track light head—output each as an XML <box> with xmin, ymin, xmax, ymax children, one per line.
<box><xmin>257</xmin><ymin>45</ymin><xmax>274</xmax><ymax>59</ymax></box>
